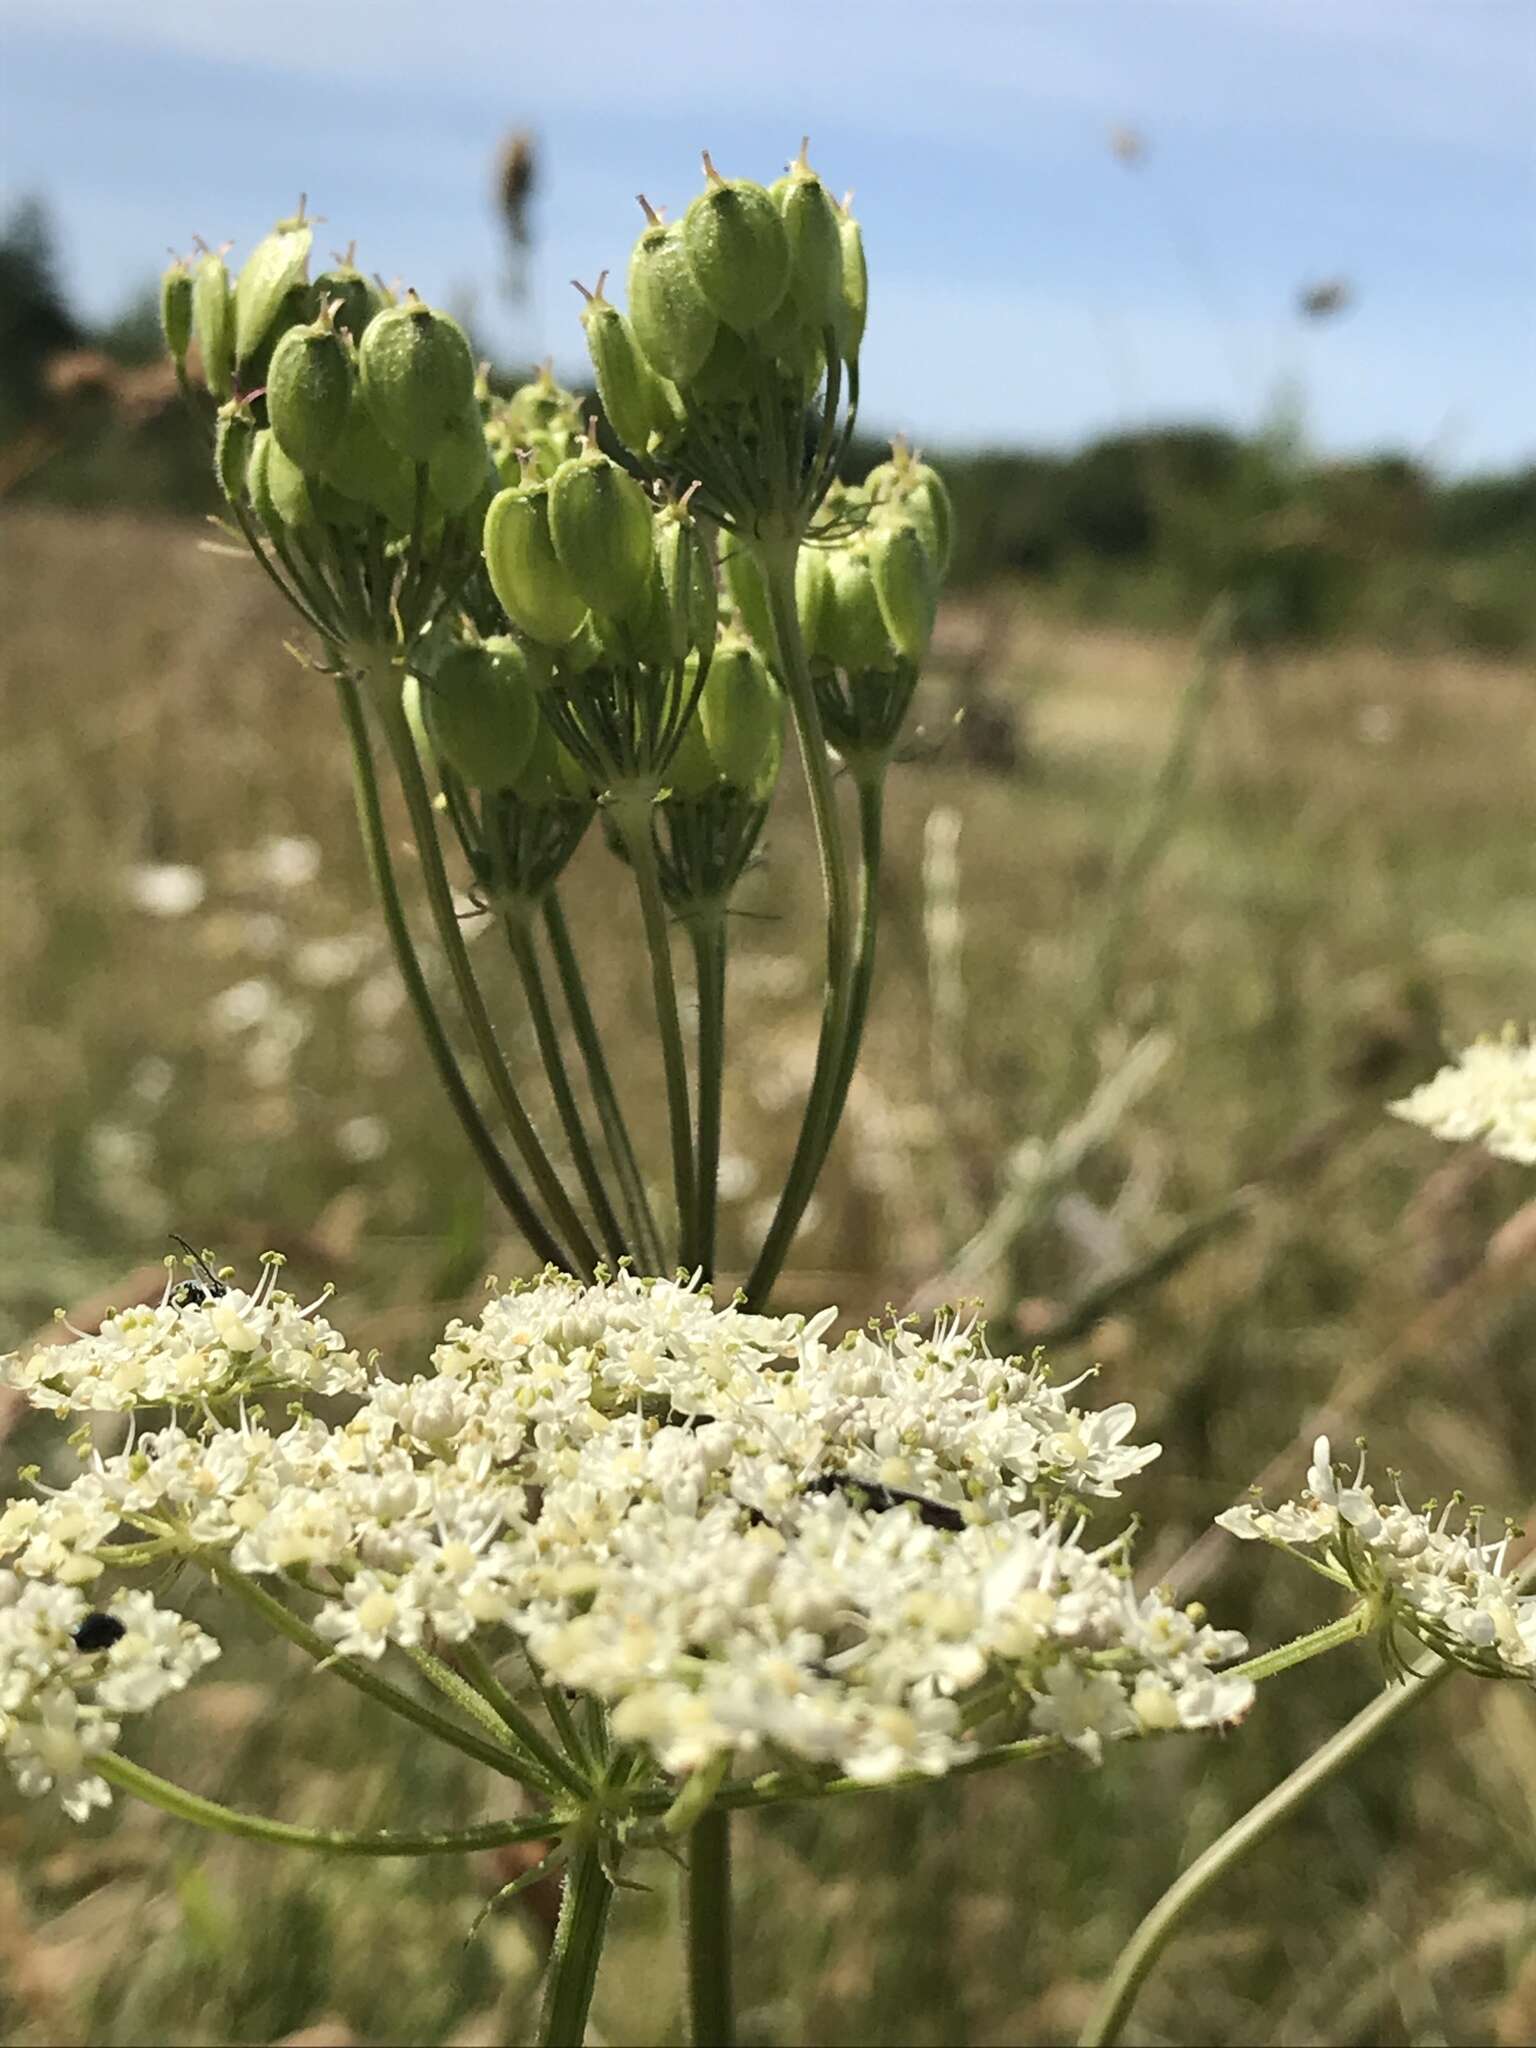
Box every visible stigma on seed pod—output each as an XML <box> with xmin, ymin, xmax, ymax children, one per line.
<box><xmin>636</xmin><ymin>195</ymin><xmax>664</xmax><ymax>226</ymax></box>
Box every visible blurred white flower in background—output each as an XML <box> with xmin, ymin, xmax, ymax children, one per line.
<box><xmin>123</xmin><ymin>863</ymin><xmax>205</xmax><ymax>918</ymax></box>
<box><xmin>1390</xmin><ymin>1030</ymin><xmax>1536</xmax><ymax>1165</ymax></box>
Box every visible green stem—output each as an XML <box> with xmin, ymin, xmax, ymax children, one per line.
<box><xmin>690</xmin><ymin>913</ymin><xmax>728</xmax><ymax>1286</ymax></box>
<box><xmin>206</xmin><ymin>1559</ymin><xmax>533</xmax><ymax>1784</ymax></box>
<box><xmin>687</xmin><ymin>1807</ymin><xmax>735</xmax><ymax>2047</ymax></box>
<box><xmin>453</xmin><ymin>1638</ymin><xmax>594</xmax><ymax>1803</ymax></box>
<box><xmin>504</xmin><ymin>911</ymin><xmax>629</xmax><ymax>1265</ymax></box>
<box><xmin>99</xmin><ymin>1753</ymin><xmax>564</xmax><ymax>1858</ymax></box>
<box><xmin>371</xmin><ymin>670</ymin><xmax>600</xmax><ymax>1279</ymax></box>
<box><xmin>614</xmin><ymin>799</ymin><xmax>697</xmax><ymax>1271</ymax></box>
<box><xmin>743</xmin><ymin>538</ymin><xmax>856</xmax><ymax>1310</ymax></box>
<box><xmin>335</xmin><ymin>672</ymin><xmax>563</xmax><ymax>1261</ymax></box>
<box><xmin>1079</xmin><ymin>1655</ymin><xmax>1455</xmax><ymax>2046</ymax></box>
<box><xmin>539</xmin><ymin>1835</ymin><xmax>615</xmax><ymax>2048</ymax></box>
<box><xmin>544</xmin><ymin>893</ymin><xmax>666</xmax><ymax>1274</ymax></box>
<box><xmin>818</xmin><ymin>766</ymin><xmax>885</xmax><ymax>1175</ymax></box>
<box><xmin>1228</xmin><ymin>1605</ymin><xmax>1373</xmax><ymax>1684</ymax></box>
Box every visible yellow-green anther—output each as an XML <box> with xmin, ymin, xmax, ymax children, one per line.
<box><xmin>233</xmin><ymin>218</ymin><xmax>313</xmax><ymax>372</ymax></box>
<box><xmin>422</xmin><ymin>637</ymin><xmax>542</xmax><ymax>792</ymax></box>
<box><xmin>192</xmin><ymin>249</ymin><xmax>234</xmax><ymax>400</ymax></box>
<box><xmin>547</xmin><ymin>444</ymin><xmax>656</xmax><ymax>623</ymax></box>
<box><xmin>682</xmin><ymin>154</ymin><xmax>791</xmax><ymax>332</ymax></box>
<box><xmin>627</xmin><ymin>218</ymin><xmax>718</xmax><ymax>385</ymax></box>
<box><xmin>358</xmin><ymin>299</ymin><xmax>477</xmax><ymax>461</ymax></box>
<box><xmin>867</xmin><ymin>519</ymin><xmax>937</xmax><ymax>659</ymax></box>
<box><xmin>265</xmin><ymin>318</ymin><xmax>352</xmax><ymax>473</ymax></box>
<box><xmin>483</xmin><ymin>484</ymin><xmax>590</xmax><ymax>647</ymax></box>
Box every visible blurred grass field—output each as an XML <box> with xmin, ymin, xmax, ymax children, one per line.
<box><xmin>3</xmin><ymin>503</ymin><xmax>1535</xmax><ymax>2046</ymax></box>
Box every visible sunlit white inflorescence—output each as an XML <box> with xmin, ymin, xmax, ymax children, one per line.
<box><xmin>1218</xmin><ymin>1436</ymin><xmax>1534</xmax><ymax>1679</ymax></box>
<box><xmin>1389</xmin><ymin>1029</ymin><xmax>1536</xmax><ymax>1166</ymax></box>
<box><xmin>2</xmin><ymin>1267</ymin><xmax>1253</xmax><ymax>1814</ymax></box>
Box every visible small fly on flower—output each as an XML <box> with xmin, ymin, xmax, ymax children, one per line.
<box><xmin>803</xmin><ymin>1471</ymin><xmax>966</xmax><ymax>1532</ymax></box>
<box><xmin>168</xmin><ymin>1236</ymin><xmax>230</xmax><ymax>1309</ymax></box>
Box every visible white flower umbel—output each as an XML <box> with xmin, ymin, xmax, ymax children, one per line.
<box><xmin>2</xmin><ymin>1269</ymin><xmax>1253</xmax><ymax>1814</ymax></box>
<box><xmin>1</xmin><ymin>1254</ymin><xmax>366</xmax><ymax>1415</ymax></box>
<box><xmin>1389</xmin><ymin>1029</ymin><xmax>1536</xmax><ymax>1166</ymax></box>
<box><xmin>0</xmin><ymin>1573</ymin><xmax>219</xmax><ymax>1818</ymax></box>
<box><xmin>1218</xmin><ymin>1436</ymin><xmax>1534</xmax><ymax>1680</ymax></box>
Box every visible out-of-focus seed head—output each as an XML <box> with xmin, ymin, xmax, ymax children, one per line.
<box><xmin>627</xmin><ymin>216</ymin><xmax>718</xmax><ymax>386</ymax></box>
<box><xmin>483</xmin><ymin>482</ymin><xmax>590</xmax><ymax>647</ymax></box>
<box><xmin>265</xmin><ymin>314</ymin><xmax>352</xmax><ymax>473</ymax></box>
<box><xmin>233</xmin><ymin>213</ymin><xmax>314</xmax><ymax>377</ymax></box>
<box><xmin>358</xmin><ymin>299</ymin><xmax>477</xmax><ymax>461</ymax></box>
<box><xmin>546</xmin><ymin>439</ymin><xmax>656</xmax><ymax>623</ymax></box>
<box><xmin>422</xmin><ymin>636</ymin><xmax>542</xmax><ymax>792</ymax></box>
<box><xmin>682</xmin><ymin>154</ymin><xmax>791</xmax><ymax>333</ymax></box>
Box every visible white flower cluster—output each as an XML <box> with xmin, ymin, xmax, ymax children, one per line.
<box><xmin>0</xmin><ymin>1575</ymin><xmax>219</xmax><ymax>1819</ymax></box>
<box><xmin>0</xmin><ymin>1256</ymin><xmax>365</xmax><ymax>1415</ymax></box>
<box><xmin>1218</xmin><ymin>1436</ymin><xmax>1534</xmax><ymax>1678</ymax></box>
<box><xmin>1390</xmin><ymin>1030</ymin><xmax>1536</xmax><ymax>1166</ymax></box>
<box><xmin>2</xmin><ymin>1268</ymin><xmax>1253</xmax><ymax>1814</ymax></box>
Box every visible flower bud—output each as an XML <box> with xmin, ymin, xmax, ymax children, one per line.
<box><xmin>837</xmin><ymin>204</ymin><xmax>868</xmax><ymax>362</ymax></box>
<box><xmin>719</xmin><ymin>531</ymin><xmax>774</xmax><ymax>651</ymax></box>
<box><xmin>773</xmin><ymin>149</ymin><xmax>844</xmax><ymax>333</ymax></box>
<box><xmin>682</xmin><ymin>157</ymin><xmax>791</xmax><ymax>332</ymax></box>
<box><xmin>265</xmin><ymin>316</ymin><xmax>352</xmax><ymax>473</ymax></box>
<box><xmin>160</xmin><ymin>260</ymin><xmax>193</xmax><ymax>378</ymax></box>
<box><xmin>867</xmin><ymin>518</ymin><xmax>937</xmax><ymax>659</ymax></box>
<box><xmin>822</xmin><ymin>543</ymin><xmax>892</xmax><ymax>671</ymax></box>
<box><xmin>358</xmin><ymin>299</ymin><xmax>477</xmax><ymax>461</ymax></box>
<box><xmin>699</xmin><ymin>634</ymin><xmax>784</xmax><ymax>797</ymax></box>
<box><xmin>192</xmin><ymin>250</ymin><xmax>234</xmax><ymax>400</ymax></box>
<box><xmin>547</xmin><ymin>444</ymin><xmax>655</xmax><ymax>623</ymax></box>
<box><xmin>627</xmin><ymin>219</ymin><xmax>718</xmax><ymax>385</ymax></box>
<box><xmin>320</xmin><ymin>392</ymin><xmax>416</xmax><ymax>531</ymax></box>
<box><xmin>578</xmin><ymin>283</ymin><xmax>681</xmax><ymax>458</ymax></box>
<box><xmin>422</xmin><ymin>637</ymin><xmax>541</xmax><ymax>791</ymax></box>
<box><xmin>428</xmin><ymin>406</ymin><xmax>494</xmax><ymax>517</ymax></box>
<box><xmin>311</xmin><ymin>261</ymin><xmax>381</xmax><ymax>343</ymax></box>
<box><xmin>213</xmin><ymin>401</ymin><xmax>255</xmax><ymax>503</ymax></box>
<box><xmin>233</xmin><ymin>217</ymin><xmax>313</xmax><ymax>375</ymax></box>
<box><xmin>483</xmin><ymin>483</ymin><xmax>589</xmax><ymax>647</ymax></box>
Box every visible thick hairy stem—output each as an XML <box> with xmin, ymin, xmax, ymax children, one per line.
<box><xmin>543</xmin><ymin>893</ymin><xmax>666</xmax><ymax>1273</ymax></box>
<box><xmin>99</xmin><ymin>1754</ymin><xmax>565</xmax><ymax>1858</ymax></box>
<box><xmin>613</xmin><ymin>800</ymin><xmax>697</xmax><ymax>1271</ymax></box>
<box><xmin>743</xmin><ymin>538</ymin><xmax>856</xmax><ymax>1310</ymax></box>
<box><xmin>687</xmin><ymin>1807</ymin><xmax>735</xmax><ymax>2047</ymax></box>
<box><xmin>690</xmin><ymin>914</ymin><xmax>728</xmax><ymax>1286</ymax></box>
<box><xmin>539</xmin><ymin>1835</ymin><xmax>615</xmax><ymax>2048</ymax></box>
<box><xmin>371</xmin><ymin>672</ymin><xmax>599</xmax><ymax>1277</ymax></box>
<box><xmin>335</xmin><ymin>673</ymin><xmax>562</xmax><ymax>1261</ymax></box>
<box><xmin>505</xmin><ymin>911</ymin><xmax>629</xmax><ymax>1264</ymax></box>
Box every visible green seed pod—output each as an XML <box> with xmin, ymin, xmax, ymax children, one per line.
<box><xmin>665</xmin><ymin>656</ymin><xmax>721</xmax><ymax>797</ymax></box>
<box><xmin>547</xmin><ymin>446</ymin><xmax>655</xmax><ymax>622</ymax></box>
<box><xmin>677</xmin><ymin>321</ymin><xmax>752</xmax><ymax>404</ymax></box>
<box><xmin>358</xmin><ymin>300</ymin><xmax>477</xmax><ymax>461</ymax></box>
<box><xmin>265</xmin><ymin>318</ymin><xmax>352</xmax><ymax>473</ymax></box>
<box><xmin>422</xmin><ymin>637</ymin><xmax>542</xmax><ymax>792</ymax></box>
<box><xmin>719</xmin><ymin>530</ymin><xmax>775</xmax><ymax>651</ymax></box>
<box><xmin>579</xmin><ymin>287</ymin><xmax>681</xmax><ymax>459</ymax></box>
<box><xmin>312</xmin><ymin>263</ymin><xmax>380</xmax><ymax>342</ymax></box>
<box><xmin>774</xmin><ymin>153</ymin><xmax>844</xmax><ymax>332</ymax></box>
<box><xmin>655</xmin><ymin>505</ymin><xmax>719</xmax><ymax>658</ymax></box>
<box><xmin>192</xmin><ymin>250</ymin><xmax>234</xmax><ymax>400</ymax></box>
<box><xmin>483</xmin><ymin>484</ymin><xmax>590</xmax><ymax>646</ymax></box>
<box><xmin>233</xmin><ymin>219</ymin><xmax>313</xmax><ymax>374</ymax></box>
<box><xmin>320</xmin><ymin>392</ymin><xmax>416</xmax><ymax>530</ymax></box>
<box><xmin>902</xmin><ymin>461</ymin><xmax>953</xmax><ymax>576</ymax></box>
<box><xmin>247</xmin><ymin>428</ymin><xmax>277</xmax><ymax>529</ymax></box>
<box><xmin>823</xmin><ymin>544</ymin><xmax>892</xmax><ymax>671</ymax></box>
<box><xmin>213</xmin><ymin>401</ymin><xmax>255</xmax><ymax>503</ymax></box>
<box><xmin>514</xmin><ymin>709</ymin><xmax>592</xmax><ymax>805</ymax></box>
<box><xmin>699</xmin><ymin>634</ymin><xmax>784</xmax><ymax>796</ymax></box>
<box><xmin>627</xmin><ymin>220</ymin><xmax>718</xmax><ymax>385</ymax></box>
<box><xmin>837</xmin><ymin>206</ymin><xmax>868</xmax><ymax>362</ymax></box>
<box><xmin>264</xmin><ymin>437</ymin><xmax>316</xmax><ymax>531</ymax></box>
<box><xmin>682</xmin><ymin>159</ymin><xmax>791</xmax><ymax>332</ymax></box>
<box><xmin>503</xmin><ymin>363</ymin><xmax>584</xmax><ymax>444</ymax></box>
<box><xmin>428</xmin><ymin>406</ymin><xmax>493</xmax><ymax>517</ymax></box>
<box><xmin>160</xmin><ymin>260</ymin><xmax>193</xmax><ymax>377</ymax></box>
<box><xmin>867</xmin><ymin>519</ymin><xmax>937</xmax><ymax>659</ymax></box>
<box><xmin>795</xmin><ymin>544</ymin><xmax>836</xmax><ymax>662</ymax></box>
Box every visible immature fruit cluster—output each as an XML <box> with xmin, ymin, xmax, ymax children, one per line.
<box><xmin>179</xmin><ymin>209</ymin><xmax>491</xmax><ymax>547</ymax></box>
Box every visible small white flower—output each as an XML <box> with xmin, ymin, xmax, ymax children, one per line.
<box><xmin>124</xmin><ymin>862</ymin><xmax>205</xmax><ymax>918</ymax></box>
<box><xmin>1390</xmin><ymin>1031</ymin><xmax>1536</xmax><ymax>1166</ymax></box>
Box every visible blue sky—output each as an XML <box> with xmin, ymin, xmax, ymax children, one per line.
<box><xmin>3</xmin><ymin>0</ymin><xmax>1532</xmax><ymax>470</ymax></box>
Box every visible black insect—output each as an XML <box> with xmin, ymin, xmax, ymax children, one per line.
<box><xmin>168</xmin><ymin>1235</ymin><xmax>229</xmax><ymax>1309</ymax></box>
<box><xmin>73</xmin><ymin>1612</ymin><xmax>127</xmax><ymax>1653</ymax></box>
<box><xmin>803</xmin><ymin>1472</ymin><xmax>966</xmax><ymax>1532</ymax></box>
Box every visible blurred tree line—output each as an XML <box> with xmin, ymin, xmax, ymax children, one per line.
<box><xmin>4</xmin><ymin>199</ymin><xmax>1532</xmax><ymax>654</ymax></box>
